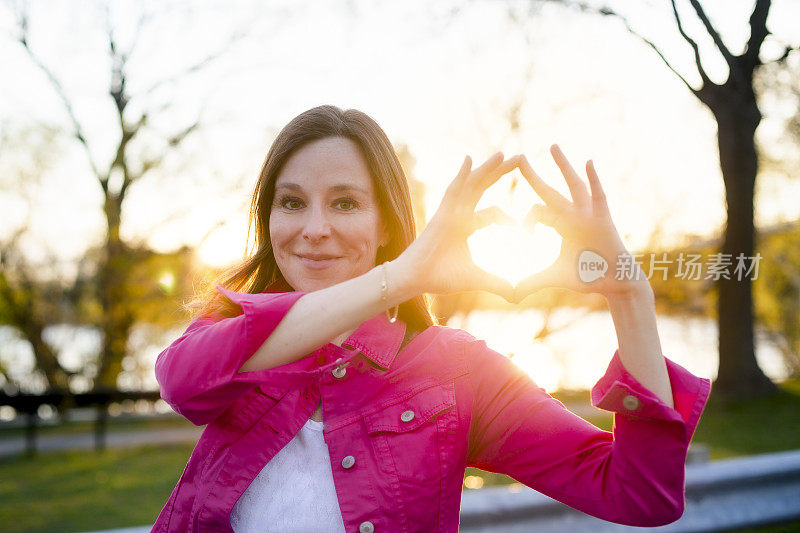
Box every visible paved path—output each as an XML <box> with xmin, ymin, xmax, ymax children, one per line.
<box><xmin>0</xmin><ymin>402</ymin><xmax>604</xmax><ymax>458</ymax></box>
<box><xmin>0</xmin><ymin>426</ymin><xmax>203</xmax><ymax>457</ymax></box>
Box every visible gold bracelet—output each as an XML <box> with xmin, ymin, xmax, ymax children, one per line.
<box><xmin>380</xmin><ymin>262</ymin><xmax>399</xmax><ymax>323</ymax></box>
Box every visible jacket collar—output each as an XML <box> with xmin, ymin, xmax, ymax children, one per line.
<box><xmin>217</xmin><ymin>279</ymin><xmax>407</xmax><ymax>370</ymax></box>
<box><xmin>339</xmin><ymin>312</ymin><xmax>406</xmax><ymax>370</ymax></box>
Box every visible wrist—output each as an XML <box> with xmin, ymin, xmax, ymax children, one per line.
<box><xmin>604</xmin><ymin>281</ymin><xmax>654</xmax><ymax>308</ymax></box>
<box><xmin>383</xmin><ymin>256</ymin><xmax>422</xmax><ymax>304</ymax></box>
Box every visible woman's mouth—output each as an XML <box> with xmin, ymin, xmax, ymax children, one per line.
<box><xmin>296</xmin><ymin>254</ymin><xmax>342</xmax><ymax>269</ymax></box>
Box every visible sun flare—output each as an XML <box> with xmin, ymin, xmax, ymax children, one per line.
<box><xmin>467</xmin><ymin>221</ymin><xmax>561</xmax><ymax>286</ymax></box>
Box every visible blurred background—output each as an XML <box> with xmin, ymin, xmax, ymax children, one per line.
<box><xmin>1</xmin><ymin>0</ymin><xmax>798</xmax><ymax>531</ymax></box>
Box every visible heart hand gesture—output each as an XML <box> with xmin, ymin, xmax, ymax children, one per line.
<box><xmin>397</xmin><ymin>152</ymin><xmax>520</xmax><ymax>303</ymax></box>
<box><xmin>515</xmin><ymin>145</ymin><xmax>650</xmax><ymax>302</ymax></box>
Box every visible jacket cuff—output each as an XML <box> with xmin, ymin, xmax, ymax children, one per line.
<box><xmin>590</xmin><ymin>349</ymin><xmax>712</xmax><ymax>440</ymax></box>
<box><xmin>215</xmin><ymin>286</ymin><xmax>360</xmax><ymax>389</ymax></box>
<box><xmin>215</xmin><ymin>285</ymin><xmax>306</xmax><ymax>363</ymax></box>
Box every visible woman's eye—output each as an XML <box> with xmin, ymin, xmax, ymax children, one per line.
<box><xmin>280</xmin><ymin>197</ymin><xmax>304</xmax><ymax>210</ymax></box>
<box><xmin>335</xmin><ymin>198</ymin><xmax>359</xmax><ymax>211</ymax></box>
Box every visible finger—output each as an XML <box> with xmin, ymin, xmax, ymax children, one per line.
<box><xmin>586</xmin><ymin>160</ymin><xmax>612</xmax><ymax>219</ymax></box>
<box><xmin>522</xmin><ymin>203</ymin><xmax>573</xmax><ymax>237</ymax></box>
<box><xmin>464</xmin><ymin>152</ymin><xmax>508</xmax><ymax>191</ymax></box>
<box><xmin>446</xmin><ymin>155</ymin><xmax>473</xmax><ymax>193</ymax></box>
<box><xmin>440</xmin><ymin>156</ymin><xmax>473</xmax><ymax>212</ymax></box>
<box><xmin>550</xmin><ymin>144</ymin><xmax>590</xmax><ymax>209</ymax></box>
<box><xmin>473</xmin><ymin>206</ymin><xmax>515</xmax><ymax>231</ymax></box>
<box><xmin>519</xmin><ymin>155</ymin><xmax>571</xmax><ymax>212</ymax></box>
<box><xmin>471</xmin><ymin>151</ymin><xmax>504</xmax><ymax>177</ymax></box>
<box><xmin>522</xmin><ymin>203</ymin><xmax>542</xmax><ymax>231</ymax></box>
<box><xmin>464</xmin><ymin>154</ymin><xmax>521</xmax><ymax>208</ymax></box>
<box><xmin>514</xmin><ymin>265</ymin><xmax>562</xmax><ymax>303</ymax></box>
<box><xmin>478</xmin><ymin>155</ymin><xmax>522</xmax><ymax>191</ymax></box>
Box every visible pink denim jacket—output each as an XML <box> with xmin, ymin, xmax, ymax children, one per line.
<box><xmin>152</xmin><ymin>283</ymin><xmax>711</xmax><ymax>532</ymax></box>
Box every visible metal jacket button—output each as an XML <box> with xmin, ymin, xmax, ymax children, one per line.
<box><xmin>341</xmin><ymin>455</ymin><xmax>355</xmax><ymax>469</ymax></box>
<box><xmin>622</xmin><ymin>394</ymin><xmax>640</xmax><ymax>411</ymax></box>
<box><xmin>359</xmin><ymin>521</ymin><xmax>374</xmax><ymax>533</ymax></box>
<box><xmin>332</xmin><ymin>365</ymin><xmax>347</xmax><ymax>379</ymax></box>
<box><xmin>400</xmin><ymin>410</ymin><xmax>415</xmax><ymax>422</ymax></box>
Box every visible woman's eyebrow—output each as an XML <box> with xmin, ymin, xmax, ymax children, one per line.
<box><xmin>274</xmin><ymin>183</ymin><xmax>302</xmax><ymax>192</ymax></box>
<box><xmin>329</xmin><ymin>184</ymin><xmax>369</xmax><ymax>195</ymax></box>
<box><xmin>275</xmin><ymin>183</ymin><xmax>369</xmax><ymax>195</ymax></box>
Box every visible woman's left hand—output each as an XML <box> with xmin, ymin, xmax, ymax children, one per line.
<box><xmin>514</xmin><ymin>144</ymin><xmax>652</xmax><ymax>303</ymax></box>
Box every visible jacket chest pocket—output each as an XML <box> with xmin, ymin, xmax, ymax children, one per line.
<box><xmin>363</xmin><ymin>382</ymin><xmax>457</xmax><ymax>488</ymax></box>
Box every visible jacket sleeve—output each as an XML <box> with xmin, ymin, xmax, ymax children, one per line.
<box><xmin>154</xmin><ymin>286</ymin><xmax>306</xmax><ymax>426</ymax></box>
<box><xmin>464</xmin><ymin>333</ymin><xmax>711</xmax><ymax>527</ymax></box>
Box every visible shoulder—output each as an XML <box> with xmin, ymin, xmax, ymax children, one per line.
<box><xmin>422</xmin><ymin>325</ymin><xmax>525</xmax><ymax>378</ymax></box>
<box><xmin>421</xmin><ymin>325</ymin><xmax>489</xmax><ymax>353</ymax></box>
<box><xmin>408</xmin><ymin>325</ymin><xmax>494</xmax><ymax>372</ymax></box>
<box><xmin>413</xmin><ymin>324</ymin><xmax>476</xmax><ymax>351</ymax></box>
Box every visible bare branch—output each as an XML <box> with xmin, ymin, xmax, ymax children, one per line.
<box><xmin>168</xmin><ymin>120</ymin><xmax>198</xmax><ymax>148</ymax></box>
<box><xmin>123</xmin><ymin>116</ymin><xmax>200</xmax><ymax>192</ymax></box>
<box><xmin>771</xmin><ymin>45</ymin><xmax>798</xmax><ymax>64</ymax></box>
<box><xmin>15</xmin><ymin>5</ymin><xmax>101</xmax><ymax>180</ymax></box>
<box><xmin>669</xmin><ymin>0</ymin><xmax>712</xmax><ymax>88</ymax></box>
<box><xmin>556</xmin><ymin>1</ymin><xmax>700</xmax><ymax>94</ymax></box>
<box><xmin>106</xmin><ymin>9</ymin><xmax>129</xmax><ymax>115</ymax></box>
<box><xmin>687</xmin><ymin>0</ymin><xmax>735</xmax><ymax>69</ymax></box>
<box><xmin>122</xmin><ymin>7</ymin><xmax>152</xmax><ymax>65</ymax></box>
<box><xmin>532</xmin><ymin>307</ymin><xmax>590</xmax><ymax>342</ymax></box>
<box><xmin>743</xmin><ymin>0</ymin><xmax>771</xmax><ymax>69</ymax></box>
<box><xmin>137</xmin><ymin>28</ymin><xmax>247</xmax><ymax>98</ymax></box>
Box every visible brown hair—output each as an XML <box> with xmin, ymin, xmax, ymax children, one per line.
<box><xmin>187</xmin><ymin>105</ymin><xmax>436</xmax><ymax>333</ymax></box>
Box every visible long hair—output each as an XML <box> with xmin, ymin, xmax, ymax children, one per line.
<box><xmin>187</xmin><ymin>105</ymin><xmax>436</xmax><ymax>333</ymax></box>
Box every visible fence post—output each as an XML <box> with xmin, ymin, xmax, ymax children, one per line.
<box><xmin>24</xmin><ymin>411</ymin><xmax>38</xmax><ymax>457</ymax></box>
<box><xmin>94</xmin><ymin>403</ymin><xmax>108</xmax><ymax>452</ymax></box>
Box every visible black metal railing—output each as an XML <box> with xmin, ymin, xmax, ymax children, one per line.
<box><xmin>0</xmin><ymin>389</ymin><xmax>162</xmax><ymax>455</ymax></box>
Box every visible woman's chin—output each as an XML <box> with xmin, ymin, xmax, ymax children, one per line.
<box><xmin>292</xmin><ymin>276</ymin><xmax>342</xmax><ymax>293</ymax></box>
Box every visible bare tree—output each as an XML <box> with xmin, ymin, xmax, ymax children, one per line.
<box><xmin>544</xmin><ymin>0</ymin><xmax>798</xmax><ymax>398</ymax></box>
<box><xmin>3</xmin><ymin>2</ymin><xmax>248</xmax><ymax>392</ymax></box>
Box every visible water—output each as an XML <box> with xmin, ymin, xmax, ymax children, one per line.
<box><xmin>0</xmin><ymin>310</ymin><xmax>789</xmax><ymax>397</ymax></box>
<box><xmin>446</xmin><ymin>309</ymin><xmax>788</xmax><ymax>392</ymax></box>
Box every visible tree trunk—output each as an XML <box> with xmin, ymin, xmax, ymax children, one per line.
<box><xmin>712</xmin><ymin>99</ymin><xmax>777</xmax><ymax>399</ymax></box>
<box><xmin>93</xmin><ymin>194</ymin><xmax>135</xmax><ymax>390</ymax></box>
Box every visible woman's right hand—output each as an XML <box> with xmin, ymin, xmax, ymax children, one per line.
<box><xmin>391</xmin><ymin>152</ymin><xmax>520</xmax><ymax>302</ymax></box>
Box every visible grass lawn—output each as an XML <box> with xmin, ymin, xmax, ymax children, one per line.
<box><xmin>692</xmin><ymin>378</ymin><xmax>800</xmax><ymax>459</ymax></box>
<box><xmin>0</xmin><ymin>443</ymin><xmax>194</xmax><ymax>532</ymax></box>
<box><xmin>1</xmin><ymin>379</ymin><xmax>798</xmax><ymax>532</ymax></box>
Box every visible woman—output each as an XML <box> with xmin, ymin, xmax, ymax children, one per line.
<box><xmin>152</xmin><ymin>105</ymin><xmax>710</xmax><ymax>532</ymax></box>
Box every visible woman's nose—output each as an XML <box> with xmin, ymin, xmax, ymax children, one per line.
<box><xmin>302</xmin><ymin>208</ymin><xmax>332</xmax><ymax>242</ymax></box>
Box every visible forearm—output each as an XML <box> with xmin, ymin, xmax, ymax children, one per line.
<box><xmin>605</xmin><ymin>283</ymin><xmax>674</xmax><ymax>408</ymax></box>
<box><xmin>239</xmin><ymin>258</ymin><xmax>419</xmax><ymax>373</ymax></box>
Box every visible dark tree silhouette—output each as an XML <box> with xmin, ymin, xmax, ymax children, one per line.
<box><xmin>554</xmin><ymin>0</ymin><xmax>798</xmax><ymax>398</ymax></box>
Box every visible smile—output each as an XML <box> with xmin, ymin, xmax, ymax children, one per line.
<box><xmin>296</xmin><ymin>254</ymin><xmax>342</xmax><ymax>269</ymax></box>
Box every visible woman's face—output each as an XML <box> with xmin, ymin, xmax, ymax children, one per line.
<box><xmin>270</xmin><ymin>136</ymin><xmax>389</xmax><ymax>292</ymax></box>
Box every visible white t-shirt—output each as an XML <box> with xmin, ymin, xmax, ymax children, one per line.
<box><xmin>230</xmin><ymin>417</ymin><xmax>347</xmax><ymax>532</ymax></box>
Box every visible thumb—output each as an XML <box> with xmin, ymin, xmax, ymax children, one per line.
<box><xmin>473</xmin><ymin>206</ymin><xmax>516</xmax><ymax>232</ymax></box>
<box><xmin>514</xmin><ymin>265</ymin><xmax>561</xmax><ymax>303</ymax></box>
<box><xmin>472</xmin><ymin>268</ymin><xmax>516</xmax><ymax>303</ymax></box>
<box><xmin>522</xmin><ymin>204</ymin><xmax>543</xmax><ymax>231</ymax></box>
<box><xmin>523</xmin><ymin>203</ymin><xmax>571</xmax><ymax>237</ymax></box>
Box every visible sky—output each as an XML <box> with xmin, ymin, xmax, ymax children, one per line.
<box><xmin>1</xmin><ymin>0</ymin><xmax>799</xmax><ymax>281</ymax></box>
<box><xmin>1</xmin><ymin>0</ymin><xmax>798</xmax><ymax>393</ymax></box>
